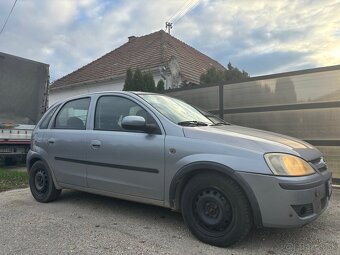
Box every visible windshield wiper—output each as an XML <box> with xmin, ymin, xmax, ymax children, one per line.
<box><xmin>177</xmin><ymin>121</ymin><xmax>209</xmax><ymax>126</ymax></box>
<box><xmin>211</xmin><ymin>121</ymin><xmax>231</xmax><ymax>126</ymax></box>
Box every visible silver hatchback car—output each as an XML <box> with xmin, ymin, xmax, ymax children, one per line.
<box><xmin>27</xmin><ymin>91</ymin><xmax>332</xmax><ymax>247</ymax></box>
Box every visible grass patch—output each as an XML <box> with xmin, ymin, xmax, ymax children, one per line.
<box><xmin>0</xmin><ymin>168</ymin><xmax>28</xmax><ymax>192</ymax></box>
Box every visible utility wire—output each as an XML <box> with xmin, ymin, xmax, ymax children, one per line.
<box><xmin>169</xmin><ymin>0</ymin><xmax>194</xmax><ymax>22</ymax></box>
<box><xmin>0</xmin><ymin>0</ymin><xmax>18</xmax><ymax>36</ymax></box>
<box><xmin>173</xmin><ymin>0</ymin><xmax>200</xmax><ymax>24</ymax></box>
<box><xmin>172</xmin><ymin>0</ymin><xmax>196</xmax><ymax>23</ymax></box>
<box><xmin>169</xmin><ymin>0</ymin><xmax>199</xmax><ymax>24</ymax></box>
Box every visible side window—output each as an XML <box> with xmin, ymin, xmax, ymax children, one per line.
<box><xmin>54</xmin><ymin>98</ymin><xmax>90</xmax><ymax>130</ymax></box>
<box><xmin>39</xmin><ymin>104</ymin><xmax>60</xmax><ymax>129</ymax></box>
<box><xmin>94</xmin><ymin>96</ymin><xmax>157</xmax><ymax>132</ymax></box>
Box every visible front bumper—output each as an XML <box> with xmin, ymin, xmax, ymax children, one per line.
<box><xmin>237</xmin><ymin>171</ymin><xmax>332</xmax><ymax>228</ymax></box>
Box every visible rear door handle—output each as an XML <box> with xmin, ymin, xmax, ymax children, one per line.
<box><xmin>47</xmin><ymin>138</ymin><xmax>55</xmax><ymax>144</ymax></box>
<box><xmin>90</xmin><ymin>140</ymin><xmax>101</xmax><ymax>149</ymax></box>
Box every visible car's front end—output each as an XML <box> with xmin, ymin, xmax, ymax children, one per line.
<box><xmin>238</xmin><ymin>156</ymin><xmax>331</xmax><ymax>228</ymax></box>
<box><xmin>181</xmin><ymin>124</ymin><xmax>332</xmax><ymax>228</ymax></box>
<box><xmin>135</xmin><ymin>92</ymin><xmax>332</xmax><ymax>246</ymax></box>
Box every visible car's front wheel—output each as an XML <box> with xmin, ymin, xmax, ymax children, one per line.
<box><xmin>29</xmin><ymin>161</ymin><xmax>61</xmax><ymax>203</ymax></box>
<box><xmin>181</xmin><ymin>173</ymin><xmax>252</xmax><ymax>247</ymax></box>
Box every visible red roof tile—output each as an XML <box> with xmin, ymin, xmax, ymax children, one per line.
<box><xmin>51</xmin><ymin>30</ymin><xmax>225</xmax><ymax>89</ymax></box>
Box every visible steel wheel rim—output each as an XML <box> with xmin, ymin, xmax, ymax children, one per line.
<box><xmin>34</xmin><ymin>169</ymin><xmax>48</xmax><ymax>194</ymax></box>
<box><xmin>192</xmin><ymin>187</ymin><xmax>233</xmax><ymax>236</ymax></box>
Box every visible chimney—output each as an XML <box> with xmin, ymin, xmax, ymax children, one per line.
<box><xmin>128</xmin><ymin>36</ymin><xmax>136</xmax><ymax>42</ymax></box>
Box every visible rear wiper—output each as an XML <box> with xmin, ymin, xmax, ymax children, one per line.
<box><xmin>178</xmin><ymin>121</ymin><xmax>209</xmax><ymax>126</ymax></box>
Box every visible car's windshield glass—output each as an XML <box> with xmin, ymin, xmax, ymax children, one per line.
<box><xmin>139</xmin><ymin>94</ymin><xmax>213</xmax><ymax>126</ymax></box>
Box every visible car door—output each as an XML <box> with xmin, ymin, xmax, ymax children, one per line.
<box><xmin>45</xmin><ymin>97</ymin><xmax>91</xmax><ymax>187</ymax></box>
<box><xmin>85</xmin><ymin>95</ymin><xmax>165</xmax><ymax>200</ymax></box>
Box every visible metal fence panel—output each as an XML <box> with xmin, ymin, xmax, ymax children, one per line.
<box><xmin>223</xmin><ymin>70</ymin><xmax>340</xmax><ymax>109</ymax></box>
<box><xmin>224</xmin><ymin>107</ymin><xmax>340</xmax><ymax>140</ymax></box>
<box><xmin>164</xmin><ymin>86</ymin><xmax>219</xmax><ymax>111</ymax></box>
<box><xmin>163</xmin><ymin>65</ymin><xmax>340</xmax><ymax>181</ymax></box>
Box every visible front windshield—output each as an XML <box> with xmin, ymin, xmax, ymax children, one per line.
<box><xmin>139</xmin><ymin>94</ymin><xmax>213</xmax><ymax>126</ymax></box>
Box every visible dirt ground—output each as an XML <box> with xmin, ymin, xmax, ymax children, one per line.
<box><xmin>0</xmin><ymin>187</ymin><xmax>339</xmax><ymax>255</ymax></box>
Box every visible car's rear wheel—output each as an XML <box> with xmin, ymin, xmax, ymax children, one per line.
<box><xmin>181</xmin><ymin>173</ymin><xmax>252</xmax><ymax>247</ymax></box>
<box><xmin>29</xmin><ymin>161</ymin><xmax>61</xmax><ymax>203</ymax></box>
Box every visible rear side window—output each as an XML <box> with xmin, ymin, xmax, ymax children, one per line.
<box><xmin>94</xmin><ymin>96</ymin><xmax>157</xmax><ymax>131</ymax></box>
<box><xmin>39</xmin><ymin>104</ymin><xmax>60</xmax><ymax>129</ymax></box>
<box><xmin>54</xmin><ymin>98</ymin><xmax>90</xmax><ymax>130</ymax></box>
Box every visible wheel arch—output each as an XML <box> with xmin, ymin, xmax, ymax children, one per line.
<box><xmin>169</xmin><ymin>161</ymin><xmax>263</xmax><ymax>227</ymax></box>
<box><xmin>27</xmin><ymin>154</ymin><xmax>61</xmax><ymax>190</ymax></box>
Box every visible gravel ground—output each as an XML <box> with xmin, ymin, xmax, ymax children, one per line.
<box><xmin>0</xmin><ymin>188</ymin><xmax>339</xmax><ymax>255</ymax></box>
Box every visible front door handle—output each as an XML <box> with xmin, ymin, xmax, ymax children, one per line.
<box><xmin>90</xmin><ymin>140</ymin><xmax>101</xmax><ymax>149</ymax></box>
<box><xmin>47</xmin><ymin>138</ymin><xmax>55</xmax><ymax>144</ymax></box>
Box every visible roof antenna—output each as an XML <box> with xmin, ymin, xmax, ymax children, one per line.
<box><xmin>165</xmin><ymin>22</ymin><xmax>173</xmax><ymax>34</ymax></box>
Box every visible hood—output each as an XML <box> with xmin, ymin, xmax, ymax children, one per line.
<box><xmin>182</xmin><ymin>125</ymin><xmax>321</xmax><ymax>161</ymax></box>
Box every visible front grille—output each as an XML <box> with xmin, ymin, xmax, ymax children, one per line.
<box><xmin>310</xmin><ymin>157</ymin><xmax>328</xmax><ymax>173</ymax></box>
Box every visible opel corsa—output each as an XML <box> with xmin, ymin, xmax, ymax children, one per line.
<box><xmin>27</xmin><ymin>92</ymin><xmax>332</xmax><ymax>247</ymax></box>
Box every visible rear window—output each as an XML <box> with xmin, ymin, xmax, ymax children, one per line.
<box><xmin>39</xmin><ymin>104</ymin><xmax>60</xmax><ymax>129</ymax></box>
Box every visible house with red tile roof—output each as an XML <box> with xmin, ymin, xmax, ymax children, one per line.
<box><xmin>49</xmin><ymin>30</ymin><xmax>225</xmax><ymax>105</ymax></box>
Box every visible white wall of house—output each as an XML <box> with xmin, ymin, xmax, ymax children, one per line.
<box><xmin>49</xmin><ymin>80</ymin><xmax>124</xmax><ymax>106</ymax></box>
<box><xmin>49</xmin><ymin>73</ymin><xmax>166</xmax><ymax>106</ymax></box>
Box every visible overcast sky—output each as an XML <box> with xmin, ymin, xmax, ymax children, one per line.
<box><xmin>0</xmin><ymin>0</ymin><xmax>339</xmax><ymax>81</ymax></box>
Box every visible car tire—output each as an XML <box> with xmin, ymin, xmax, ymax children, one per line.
<box><xmin>29</xmin><ymin>161</ymin><xmax>61</xmax><ymax>203</ymax></box>
<box><xmin>181</xmin><ymin>173</ymin><xmax>252</xmax><ymax>247</ymax></box>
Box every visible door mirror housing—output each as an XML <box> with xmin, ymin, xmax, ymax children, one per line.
<box><xmin>122</xmin><ymin>116</ymin><xmax>160</xmax><ymax>134</ymax></box>
<box><xmin>122</xmin><ymin>116</ymin><xmax>146</xmax><ymax>131</ymax></box>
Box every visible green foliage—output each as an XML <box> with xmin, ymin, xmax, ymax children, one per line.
<box><xmin>156</xmin><ymin>79</ymin><xmax>165</xmax><ymax>91</ymax></box>
<box><xmin>123</xmin><ymin>69</ymin><xmax>156</xmax><ymax>92</ymax></box>
<box><xmin>133</xmin><ymin>69</ymin><xmax>145</xmax><ymax>91</ymax></box>
<box><xmin>225</xmin><ymin>62</ymin><xmax>250</xmax><ymax>82</ymax></box>
<box><xmin>123</xmin><ymin>68</ymin><xmax>134</xmax><ymax>91</ymax></box>
<box><xmin>0</xmin><ymin>169</ymin><xmax>28</xmax><ymax>192</ymax></box>
<box><xmin>200</xmin><ymin>62</ymin><xmax>249</xmax><ymax>85</ymax></box>
<box><xmin>180</xmin><ymin>81</ymin><xmax>197</xmax><ymax>88</ymax></box>
<box><xmin>200</xmin><ymin>66</ymin><xmax>225</xmax><ymax>85</ymax></box>
<box><xmin>143</xmin><ymin>72</ymin><xmax>156</xmax><ymax>92</ymax></box>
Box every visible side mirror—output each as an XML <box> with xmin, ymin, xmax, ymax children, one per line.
<box><xmin>121</xmin><ymin>116</ymin><xmax>146</xmax><ymax>131</ymax></box>
<box><xmin>122</xmin><ymin>116</ymin><xmax>159</xmax><ymax>134</ymax></box>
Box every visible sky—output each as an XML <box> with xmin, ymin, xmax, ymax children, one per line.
<box><xmin>0</xmin><ymin>0</ymin><xmax>339</xmax><ymax>82</ymax></box>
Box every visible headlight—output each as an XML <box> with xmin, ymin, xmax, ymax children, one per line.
<box><xmin>264</xmin><ymin>153</ymin><xmax>315</xmax><ymax>176</ymax></box>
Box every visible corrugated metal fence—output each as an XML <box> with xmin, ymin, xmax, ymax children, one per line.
<box><xmin>163</xmin><ymin>65</ymin><xmax>340</xmax><ymax>182</ymax></box>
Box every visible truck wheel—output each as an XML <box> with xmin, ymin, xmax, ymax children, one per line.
<box><xmin>29</xmin><ymin>161</ymin><xmax>61</xmax><ymax>203</ymax></box>
<box><xmin>181</xmin><ymin>173</ymin><xmax>252</xmax><ymax>247</ymax></box>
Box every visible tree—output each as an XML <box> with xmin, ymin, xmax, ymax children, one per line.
<box><xmin>132</xmin><ymin>69</ymin><xmax>145</xmax><ymax>91</ymax></box>
<box><xmin>200</xmin><ymin>66</ymin><xmax>224</xmax><ymax>85</ymax></box>
<box><xmin>225</xmin><ymin>62</ymin><xmax>249</xmax><ymax>82</ymax></box>
<box><xmin>123</xmin><ymin>69</ymin><xmax>134</xmax><ymax>91</ymax></box>
<box><xmin>156</xmin><ymin>79</ymin><xmax>165</xmax><ymax>91</ymax></box>
<box><xmin>200</xmin><ymin>62</ymin><xmax>249</xmax><ymax>85</ymax></box>
<box><xmin>123</xmin><ymin>69</ymin><xmax>156</xmax><ymax>92</ymax></box>
<box><xmin>143</xmin><ymin>71</ymin><xmax>156</xmax><ymax>92</ymax></box>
